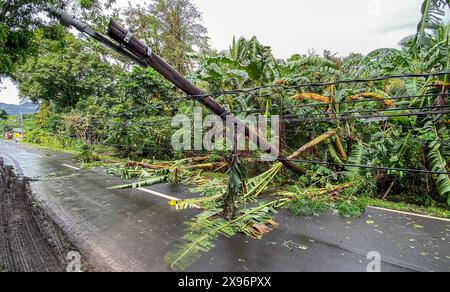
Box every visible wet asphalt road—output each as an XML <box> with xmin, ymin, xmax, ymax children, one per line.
<box><xmin>1</xmin><ymin>140</ymin><xmax>449</xmax><ymax>272</ymax></box>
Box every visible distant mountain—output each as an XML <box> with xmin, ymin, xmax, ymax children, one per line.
<box><xmin>0</xmin><ymin>102</ymin><xmax>39</xmax><ymax>116</ymax></box>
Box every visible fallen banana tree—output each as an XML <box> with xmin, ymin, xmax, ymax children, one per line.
<box><xmin>165</xmin><ymin>183</ymin><xmax>355</xmax><ymax>271</ymax></box>
<box><xmin>106</xmin><ymin>157</ymin><xmax>227</xmax><ymax>189</ymax></box>
<box><xmin>164</xmin><ymin>129</ymin><xmax>366</xmax><ymax>270</ymax></box>
<box><xmin>173</xmin><ymin>129</ymin><xmax>338</xmax><ymax>210</ymax></box>
<box><xmin>105</xmin><ymin>130</ymin><xmax>364</xmax><ymax>271</ymax></box>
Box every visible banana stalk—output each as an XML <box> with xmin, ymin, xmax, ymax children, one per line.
<box><xmin>334</xmin><ymin>135</ymin><xmax>348</xmax><ymax>161</ymax></box>
<box><xmin>108</xmin><ymin>176</ymin><xmax>168</xmax><ymax>190</ymax></box>
<box><xmin>173</xmin><ymin>130</ymin><xmax>338</xmax><ymax>207</ymax></box>
<box><xmin>288</xmin><ymin>130</ymin><xmax>337</xmax><ymax>160</ymax></box>
<box><xmin>347</xmin><ymin>92</ymin><xmax>396</xmax><ymax>108</ymax></box>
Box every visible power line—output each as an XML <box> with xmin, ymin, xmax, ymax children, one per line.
<box><xmin>282</xmin><ymin>129</ymin><xmax>450</xmax><ymax>146</ymax></box>
<box><xmin>281</xmin><ymin>110</ymin><xmax>450</xmax><ymax>124</ymax></box>
<box><xmin>43</xmin><ymin>133</ymin><xmax>450</xmax><ymax>175</ymax></box>
<box><xmin>69</xmin><ymin>93</ymin><xmax>448</xmax><ymax>127</ymax></box>
<box><xmin>98</xmin><ymin>72</ymin><xmax>447</xmax><ymax>104</ymax></box>
<box><xmin>182</xmin><ymin>71</ymin><xmax>450</xmax><ymax>100</ymax></box>
<box><xmin>240</xmin><ymin>155</ymin><xmax>450</xmax><ymax>176</ymax></box>
<box><xmin>78</xmin><ymin>106</ymin><xmax>450</xmax><ymax>132</ymax></box>
<box><xmin>229</xmin><ymin>93</ymin><xmax>449</xmax><ymax>115</ymax></box>
<box><xmin>280</xmin><ymin>72</ymin><xmax>450</xmax><ymax>91</ymax></box>
<box><xmin>103</xmin><ymin>143</ymin><xmax>450</xmax><ymax>176</ymax></box>
<box><xmin>280</xmin><ymin>105</ymin><xmax>450</xmax><ymax>119</ymax></box>
<box><xmin>82</xmin><ymin>93</ymin><xmax>448</xmax><ymax>128</ymax></box>
<box><xmin>32</xmin><ymin>130</ymin><xmax>450</xmax><ymax>175</ymax></box>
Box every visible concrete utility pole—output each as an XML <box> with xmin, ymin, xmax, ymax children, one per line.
<box><xmin>19</xmin><ymin>112</ymin><xmax>23</xmax><ymax>138</ymax></box>
<box><xmin>45</xmin><ymin>6</ymin><xmax>304</xmax><ymax>175</ymax></box>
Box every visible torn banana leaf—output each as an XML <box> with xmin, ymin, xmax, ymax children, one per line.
<box><xmin>165</xmin><ymin>199</ymin><xmax>289</xmax><ymax>271</ymax></box>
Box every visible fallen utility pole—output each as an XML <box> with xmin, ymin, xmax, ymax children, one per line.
<box><xmin>45</xmin><ymin>6</ymin><xmax>304</xmax><ymax>175</ymax></box>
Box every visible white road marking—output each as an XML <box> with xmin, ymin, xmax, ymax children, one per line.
<box><xmin>368</xmin><ymin>206</ymin><xmax>450</xmax><ymax>222</ymax></box>
<box><xmin>62</xmin><ymin>164</ymin><xmax>81</xmax><ymax>171</ymax></box>
<box><xmin>137</xmin><ymin>188</ymin><xmax>181</xmax><ymax>201</ymax></box>
<box><xmin>137</xmin><ymin>188</ymin><xmax>201</xmax><ymax>209</ymax></box>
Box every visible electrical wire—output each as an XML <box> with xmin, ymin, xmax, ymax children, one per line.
<box><xmin>180</xmin><ymin>71</ymin><xmax>450</xmax><ymax>100</ymax></box>
<box><xmin>238</xmin><ymin>155</ymin><xmax>450</xmax><ymax>176</ymax></box>
<box><xmin>280</xmin><ymin>110</ymin><xmax>450</xmax><ymax>124</ymax></box>
<box><xmin>41</xmin><ymin>131</ymin><xmax>450</xmax><ymax>175</ymax></box>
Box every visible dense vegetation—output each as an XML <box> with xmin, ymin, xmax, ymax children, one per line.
<box><xmin>1</xmin><ymin>0</ymin><xmax>449</xmax><ymax>270</ymax></box>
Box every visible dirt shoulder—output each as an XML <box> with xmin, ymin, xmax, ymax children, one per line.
<box><xmin>0</xmin><ymin>158</ymin><xmax>76</xmax><ymax>272</ymax></box>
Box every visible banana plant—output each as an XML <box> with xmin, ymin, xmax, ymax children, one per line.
<box><xmin>422</xmin><ymin>121</ymin><xmax>450</xmax><ymax>205</ymax></box>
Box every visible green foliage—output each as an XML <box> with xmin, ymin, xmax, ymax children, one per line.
<box><xmin>116</xmin><ymin>66</ymin><xmax>174</xmax><ymax>108</ymax></box>
<box><xmin>367</xmin><ymin>197</ymin><xmax>450</xmax><ymax>219</ymax></box>
<box><xmin>23</xmin><ymin>126</ymin><xmax>81</xmax><ymax>151</ymax></box>
<box><xmin>423</xmin><ymin>122</ymin><xmax>450</xmax><ymax>205</ymax></box>
<box><xmin>414</xmin><ymin>0</ymin><xmax>449</xmax><ymax>49</ymax></box>
<box><xmin>0</xmin><ymin>109</ymin><xmax>7</xmax><ymax>120</ymax></box>
<box><xmin>0</xmin><ymin>0</ymin><xmax>116</xmax><ymax>77</ymax></box>
<box><xmin>0</xmin><ymin>0</ymin><xmax>48</xmax><ymax>76</ymax></box>
<box><xmin>123</xmin><ymin>0</ymin><xmax>209</xmax><ymax>73</ymax></box>
<box><xmin>106</xmin><ymin>166</ymin><xmax>143</xmax><ymax>180</ymax></box>
<box><xmin>336</xmin><ymin>198</ymin><xmax>368</xmax><ymax>218</ymax></box>
<box><xmin>285</xmin><ymin>183</ymin><xmax>366</xmax><ymax>219</ymax></box>
<box><xmin>79</xmin><ymin>0</ymin><xmax>96</xmax><ymax>9</ymax></box>
<box><xmin>5</xmin><ymin>0</ymin><xmax>450</xmax><ymax>219</ymax></box>
<box><xmin>194</xmin><ymin>36</ymin><xmax>281</xmax><ymax>95</ymax></box>
<box><xmin>74</xmin><ymin>143</ymin><xmax>100</xmax><ymax>163</ymax></box>
<box><xmin>15</xmin><ymin>32</ymin><xmax>117</xmax><ymax>108</ymax></box>
<box><xmin>287</xmin><ymin>197</ymin><xmax>332</xmax><ymax>217</ymax></box>
<box><xmin>222</xmin><ymin>155</ymin><xmax>246</xmax><ymax>219</ymax></box>
<box><xmin>245</xmin><ymin>163</ymin><xmax>283</xmax><ymax>199</ymax></box>
<box><xmin>190</xmin><ymin>179</ymin><xmax>226</xmax><ymax>197</ymax></box>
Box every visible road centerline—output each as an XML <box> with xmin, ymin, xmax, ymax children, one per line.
<box><xmin>62</xmin><ymin>164</ymin><xmax>81</xmax><ymax>171</ymax></box>
<box><xmin>137</xmin><ymin>187</ymin><xmax>181</xmax><ymax>201</ymax></box>
<box><xmin>367</xmin><ymin>206</ymin><xmax>450</xmax><ymax>222</ymax></box>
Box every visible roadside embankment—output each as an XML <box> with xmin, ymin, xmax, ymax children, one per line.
<box><xmin>0</xmin><ymin>158</ymin><xmax>75</xmax><ymax>272</ymax></box>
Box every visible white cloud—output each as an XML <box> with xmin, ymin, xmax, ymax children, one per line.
<box><xmin>0</xmin><ymin>79</ymin><xmax>20</xmax><ymax>105</ymax></box>
<box><xmin>188</xmin><ymin>0</ymin><xmax>422</xmax><ymax>58</ymax></box>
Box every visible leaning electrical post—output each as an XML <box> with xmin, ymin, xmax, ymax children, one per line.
<box><xmin>45</xmin><ymin>6</ymin><xmax>304</xmax><ymax>175</ymax></box>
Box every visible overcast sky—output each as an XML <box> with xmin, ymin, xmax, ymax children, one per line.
<box><xmin>0</xmin><ymin>0</ymin><xmax>432</xmax><ymax>104</ymax></box>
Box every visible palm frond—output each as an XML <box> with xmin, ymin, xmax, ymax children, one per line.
<box><xmin>223</xmin><ymin>155</ymin><xmax>246</xmax><ymax>219</ymax></box>
<box><xmin>344</xmin><ymin>141</ymin><xmax>365</xmax><ymax>180</ymax></box>
<box><xmin>165</xmin><ymin>199</ymin><xmax>289</xmax><ymax>271</ymax></box>
<box><xmin>167</xmin><ymin>181</ymin><xmax>356</xmax><ymax>271</ymax></box>
<box><xmin>327</xmin><ymin>141</ymin><xmax>344</xmax><ymax>164</ymax></box>
<box><xmin>245</xmin><ymin>163</ymin><xmax>283</xmax><ymax>199</ymax></box>
<box><xmin>173</xmin><ymin>193</ymin><xmax>223</xmax><ymax>210</ymax></box>
<box><xmin>415</xmin><ymin>0</ymin><xmax>449</xmax><ymax>49</ymax></box>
